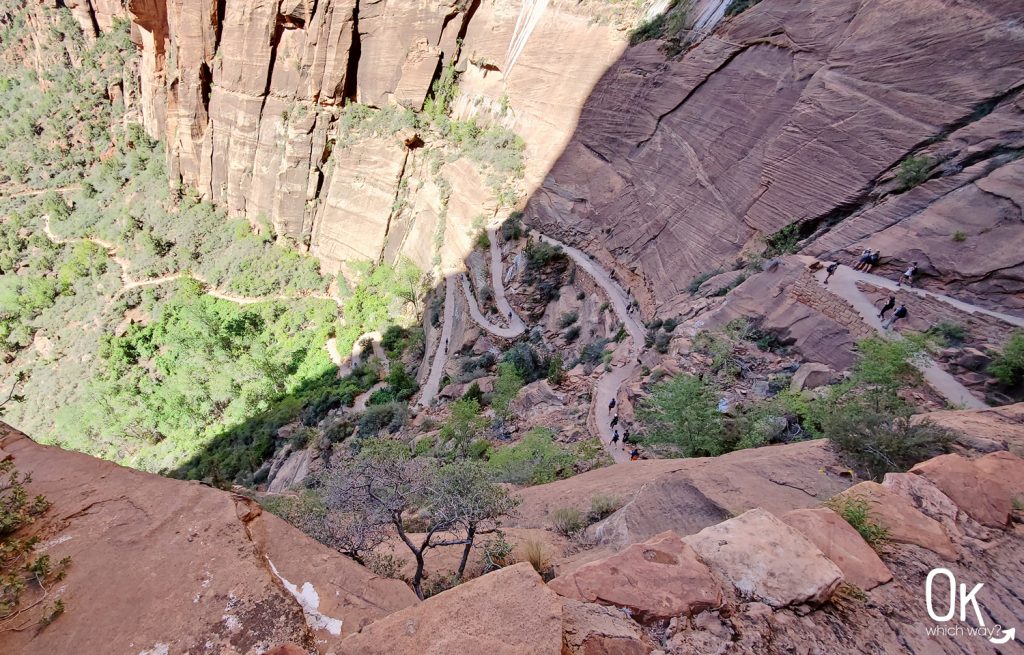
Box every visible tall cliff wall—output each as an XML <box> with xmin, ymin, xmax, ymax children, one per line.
<box><xmin>59</xmin><ymin>0</ymin><xmax>1024</xmax><ymax>312</ymax></box>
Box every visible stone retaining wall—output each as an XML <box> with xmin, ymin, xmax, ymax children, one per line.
<box><xmin>789</xmin><ymin>272</ymin><xmax>875</xmax><ymax>340</ymax></box>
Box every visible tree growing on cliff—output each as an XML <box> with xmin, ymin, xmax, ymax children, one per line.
<box><xmin>321</xmin><ymin>439</ymin><xmax>517</xmax><ymax>598</ymax></box>
<box><xmin>638</xmin><ymin>374</ymin><xmax>728</xmax><ymax>456</ymax></box>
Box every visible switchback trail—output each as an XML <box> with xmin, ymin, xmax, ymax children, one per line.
<box><xmin>417</xmin><ymin>275</ymin><xmax>457</xmax><ymax>407</ymax></box>
<box><xmin>533</xmin><ymin>232</ymin><xmax>646</xmax><ymax>464</ymax></box>
<box><xmin>814</xmin><ymin>263</ymin><xmax>988</xmax><ymax>409</ymax></box>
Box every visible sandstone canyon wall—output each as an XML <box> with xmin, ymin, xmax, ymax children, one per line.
<box><xmin>524</xmin><ymin>0</ymin><xmax>1024</xmax><ymax>315</ymax></box>
<box><xmin>59</xmin><ymin>0</ymin><xmax>1024</xmax><ymax>310</ymax></box>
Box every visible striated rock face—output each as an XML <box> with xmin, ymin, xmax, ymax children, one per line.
<box><xmin>526</xmin><ymin>0</ymin><xmax>1024</xmax><ymax>314</ymax></box>
<box><xmin>0</xmin><ymin>424</ymin><xmax>417</xmax><ymax>655</ymax></box>
<box><xmin>838</xmin><ymin>481</ymin><xmax>958</xmax><ymax>559</ymax></box>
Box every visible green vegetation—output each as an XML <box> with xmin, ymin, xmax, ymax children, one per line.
<box><xmin>638</xmin><ymin>374</ymin><xmax>726</xmax><ymax>456</ymax></box>
<box><xmin>492</xmin><ymin>362</ymin><xmax>524</xmax><ymax>418</ymax></box>
<box><xmin>826</xmin><ymin>494</ymin><xmax>889</xmax><ymax>549</ymax></box>
<box><xmin>687</xmin><ymin>269</ymin><xmax>723</xmax><ymax>295</ymax></box>
<box><xmin>1</xmin><ymin>459</ymin><xmax>71</xmax><ymax>629</ymax></box>
<box><xmin>637</xmin><ymin>333</ymin><xmax>951</xmax><ymax>476</ymax></box>
<box><xmin>926</xmin><ymin>321</ymin><xmax>968</xmax><ymax>347</ymax></box>
<box><xmin>896</xmin><ymin>155</ymin><xmax>934</xmax><ymax>190</ymax></box>
<box><xmin>951</xmin><ymin>230</ymin><xmax>967</xmax><ymax>242</ymax></box>
<box><xmin>56</xmin><ymin>280</ymin><xmax>338</xmax><ymax>478</ymax></box>
<box><xmin>551</xmin><ymin>507</ymin><xmax>586</xmax><ymax>537</ymax></box>
<box><xmin>588</xmin><ymin>494</ymin><xmax>623</xmax><ymax>522</ymax></box>
<box><xmin>989</xmin><ymin>331</ymin><xmax>1024</xmax><ymax>387</ymax></box>
<box><xmin>629</xmin><ymin>0</ymin><xmax>689</xmax><ymax>47</ymax></box>
<box><xmin>764</xmin><ymin>224</ymin><xmax>801</xmax><ymax>258</ymax></box>
<box><xmin>487</xmin><ymin>427</ymin><xmax>575</xmax><ymax>485</ymax></box>
<box><xmin>725</xmin><ymin>0</ymin><xmax>764</xmax><ymax>16</ymax></box>
<box><xmin>439</xmin><ymin>398</ymin><xmax>489</xmax><ymax>456</ymax></box>
<box><xmin>335</xmin><ymin>259</ymin><xmax>422</xmax><ymax>357</ymax></box>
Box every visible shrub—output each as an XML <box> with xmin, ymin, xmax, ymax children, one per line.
<box><xmin>547</xmin><ymin>355</ymin><xmax>565</xmax><ymax>386</ymax></box>
<box><xmin>896</xmin><ymin>155</ymin><xmax>934</xmax><ymax>189</ymax></box>
<box><xmin>357</xmin><ymin>402</ymin><xmax>409</xmax><ymax>436</ymax></box>
<box><xmin>502</xmin><ymin>342</ymin><xmax>545</xmax><ymax>382</ymax></box>
<box><xmin>989</xmin><ymin>331</ymin><xmax>1024</xmax><ymax>386</ymax></box>
<box><xmin>638</xmin><ymin>374</ymin><xmax>729</xmax><ymax>457</ymax></box>
<box><xmin>525</xmin><ymin>241</ymin><xmax>565</xmax><ymax>268</ymax></box>
<box><xmin>365</xmin><ymin>553</ymin><xmax>405</xmax><ymax>579</ymax></box>
<box><xmin>519</xmin><ymin>538</ymin><xmax>552</xmax><ymax>578</ymax></box>
<box><xmin>422</xmin><ymin>571</ymin><xmax>462</xmax><ymax>598</ymax></box>
<box><xmin>687</xmin><ymin>269</ymin><xmax>721</xmax><ymax>295</ymax></box>
<box><xmin>952</xmin><ymin>230</ymin><xmax>966</xmax><ymax>242</ymax></box>
<box><xmin>474</xmin><ymin>230</ymin><xmax>490</xmax><ymax>250</ymax></box>
<box><xmin>579</xmin><ymin>339</ymin><xmax>609</xmax><ymax>365</ymax></box>
<box><xmin>487</xmin><ymin>428</ymin><xmax>575</xmax><ymax>485</ymax></box>
<box><xmin>825</xmin><ymin>398</ymin><xmax>953</xmax><ymax>480</ymax></box>
<box><xmin>826</xmin><ymin>495</ymin><xmax>889</xmax><ymax>549</ymax></box>
<box><xmin>482</xmin><ymin>532</ymin><xmax>515</xmax><ymax>572</ymax></box>
<box><xmin>764</xmin><ymin>224</ymin><xmax>801</xmax><ymax>257</ymax></box>
<box><xmin>558</xmin><ymin>311</ymin><xmax>578</xmax><ymax>329</ymax></box>
<box><xmin>551</xmin><ymin>507</ymin><xmax>586</xmax><ymax>537</ymax></box>
<box><xmin>927</xmin><ymin>322</ymin><xmax>968</xmax><ymax>347</ymax></box>
<box><xmin>564</xmin><ymin>325</ymin><xmax>581</xmax><ymax>343</ymax></box>
<box><xmin>492</xmin><ymin>361</ymin><xmax>524</xmax><ymax>418</ymax></box>
<box><xmin>588</xmin><ymin>494</ymin><xmax>622</xmax><ymax>522</ymax></box>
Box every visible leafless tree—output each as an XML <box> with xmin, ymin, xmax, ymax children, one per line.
<box><xmin>321</xmin><ymin>439</ymin><xmax>518</xmax><ymax>598</ymax></box>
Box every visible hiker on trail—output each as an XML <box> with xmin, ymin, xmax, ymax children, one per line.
<box><xmin>610</xmin><ymin>414</ymin><xmax>619</xmax><ymax>428</ymax></box>
<box><xmin>630</xmin><ymin>448</ymin><xmax>640</xmax><ymax>461</ymax></box>
<box><xmin>865</xmin><ymin>250</ymin><xmax>880</xmax><ymax>272</ymax></box>
<box><xmin>612</xmin><ymin>430</ymin><xmax>619</xmax><ymax>445</ymax></box>
<box><xmin>823</xmin><ymin>262</ymin><xmax>839</xmax><ymax>285</ymax></box>
<box><xmin>898</xmin><ymin>262</ymin><xmax>918</xmax><ymax>288</ymax></box>
<box><xmin>882</xmin><ymin>304</ymin><xmax>908</xmax><ymax>330</ymax></box>
<box><xmin>877</xmin><ymin>295</ymin><xmax>896</xmax><ymax>319</ymax></box>
<box><xmin>608</xmin><ymin>398</ymin><xmax>616</xmax><ymax>410</ymax></box>
<box><xmin>444</xmin><ymin>338</ymin><xmax>448</xmax><ymax>352</ymax></box>
<box><xmin>508</xmin><ymin>310</ymin><xmax>513</xmax><ymax>321</ymax></box>
<box><xmin>622</xmin><ymin>429</ymin><xmax>630</xmax><ymax>446</ymax></box>
<box><xmin>854</xmin><ymin>249</ymin><xmax>871</xmax><ymax>270</ymax></box>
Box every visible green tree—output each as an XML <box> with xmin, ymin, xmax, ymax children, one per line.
<box><xmin>638</xmin><ymin>374</ymin><xmax>727</xmax><ymax>456</ymax></box>
<box><xmin>492</xmin><ymin>361</ymin><xmax>524</xmax><ymax>418</ymax></box>
<box><xmin>989</xmin><ymin>331</ymin><xmax>1024</xmax><ymax>386</ymax></box>
<box><xmin>439</xmin><ymin>398</ymin><xmax>488</xmax><ymax>456</ymax></box>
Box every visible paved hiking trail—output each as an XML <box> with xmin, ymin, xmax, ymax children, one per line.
<box><xmin>418</xmin><ymin>276</ymin><xmax>457</xmax><ymax>407</ymax></box>
<box><xmin>534</xmin><ymin>232</ymin><xmax>646</xmax><ymax>463</ymax></box>
<box><xmin>816</xmin><ymin>264</ymin><xmax>989</xmax><ymax>409</ymax></box>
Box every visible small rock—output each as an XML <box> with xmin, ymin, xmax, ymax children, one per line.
<box><xmin>790</xmin><ymin>363</ymin><xmax>833</xmax><ymax>392</ymax></box>
<box><xmin>956</xmin><ymin>347</ymin><xmax>992</xmax><ymax>372</ymax></box>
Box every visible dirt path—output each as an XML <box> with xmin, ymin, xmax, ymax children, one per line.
<box><xmin>460</xmin><ymin>274</ymin><xmax>526</xmax><ymax>339</ymax></box>
<box><xmin>533</xmin><ymin>232</ymin><xmax>646</xmax><ymax>463</ymax></box>
<box><xmin>2</xmin><ymin>184</ymin><xmax>81</xmax><ymax>199</ymax></box>
<box><xmin>817</xmin><ymin>264</ymin><xmax>988</xmax><ymax>409</ymax></box>
<box><xmin>418</xmin><ymin>275</ymin><xmax>457</xmax><ymax>407</ymax></box>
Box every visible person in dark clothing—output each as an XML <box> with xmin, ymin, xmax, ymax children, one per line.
<box><xmin>630</xmin><ymin>448</ymin><xmax>640</xmax><ymax>461</ymax></box>
<box><xmin>853</xmin><ymin>249</ymin><xmax>871</xmax><ymax>270</ymax></box>
<box><xmin>608</xmin><ymin>398</ymin><xmax>616</xmax><ymax>410</ymax></box>
<box><xmin>612</xmin><ymin>431</ymin><xmax>619</xmax><ymax>445</ymax></box>
<box><xmin>877</xmin><ymin>295</ymin><xmax>896</xmax><ymax>319</ymax></box>
<box><xmin>610</xmin><ymin>414</ymin><xmax>619</xmax><ymax>428</ymax></box>
<box><xmin>865</xmin><ymin>250</ymin><xmax>880</xmax><ymax>272</ymax></box>
<box><xmin>882</xmin><ymin>304</ymin><xmax>908</xmax><ymax>329</ymax></box>
<box><xmin>823</xmin><ymin>262</ymin><xmax>839</xmax><ymax>285</ymax></box>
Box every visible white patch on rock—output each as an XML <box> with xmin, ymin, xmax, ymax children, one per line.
<box><xmin>39</xmin><ymin>534</ymin><xmax>73</xmax><ymax>550</ymax></box>
<box><xmin>266</xmin><ymin>557</ymin><xmax>343</xmax><ymax>636</ymax></box>
<box><xmin>138</xmin><ymin>644</ymin><xmax>169</xmax><ymax>655</ymax></box>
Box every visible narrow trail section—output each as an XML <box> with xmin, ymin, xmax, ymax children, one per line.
<box><xmin>488</xmin><ymin>227</ymin><xmax>527</xmax><ymax>331</ymax></box>
<box><xmin>2</xmin><ymin>184</ymin><xmax>81</xmax><ymax>199</ymax></box>
<box><xmin>460</xmin><ymin>274</ymin><xmax>526</xmax><ymax>339</ymax></box>
<box><xmin>816</xmin><ymin>264</ymin><xmax>987</xmax><ymax>409</ymax></box>
<box><xmin>533</xmin><ymin>232</ymin><xmax>646</xmax><ymax>463</ymax></box>
<box><xmin>418</xmin><ymin>275</ymin><xmax>457</xmax><ymax>407</ymax></box>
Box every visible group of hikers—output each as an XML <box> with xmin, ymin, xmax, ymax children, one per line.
<box><xmin>608</xmin><ymin>398</ymin><xmax>640</xmax><ymax>460</ymax></box>
<box><xmin>820</xmin><ymin>250</ymin><xmax>919</xmax><ymax>330</ymax></box>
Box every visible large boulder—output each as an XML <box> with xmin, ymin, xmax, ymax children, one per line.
<box><xmin>790</xmin><ymin>363</ymin><xmax>833</xmax><ymax>392</ymax></box>
<box><xmin>910</xmin><ymin>454</ymin><xmax>1011</xmax><ymax>528</ymax></box>
<box><xmin>781</xmin><ymin>508</ymin><xmax>892</xmax><ymax>591</ymax></box>
<box><xmin>684</xmin><ymin>509</ymin><xmax>843</xmax><ymax>608</ymax></box>
<box><xmin>560</xmin><ymin>598</ymin><xmax>656</xmax><ymax>655</ymax></box>
<box><xmin>548</xmin><ymin>531</ymin><xmax>721</xmax><ymax>623</ymax></box>
<box><xmin>837</xmin><ymin>482</ymin><xmax>957</xmax><ymax>558</ymax></box>
<box><xmin>336</xmin><ymin>564</ymin><xmax>563</xmax><ymax>655</ymax></box>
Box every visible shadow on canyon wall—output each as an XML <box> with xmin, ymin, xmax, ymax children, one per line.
<box><xmin>169</xmin><ymin>0</ymin><xmax>1024</xmax><ymax>484</ymax></box>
